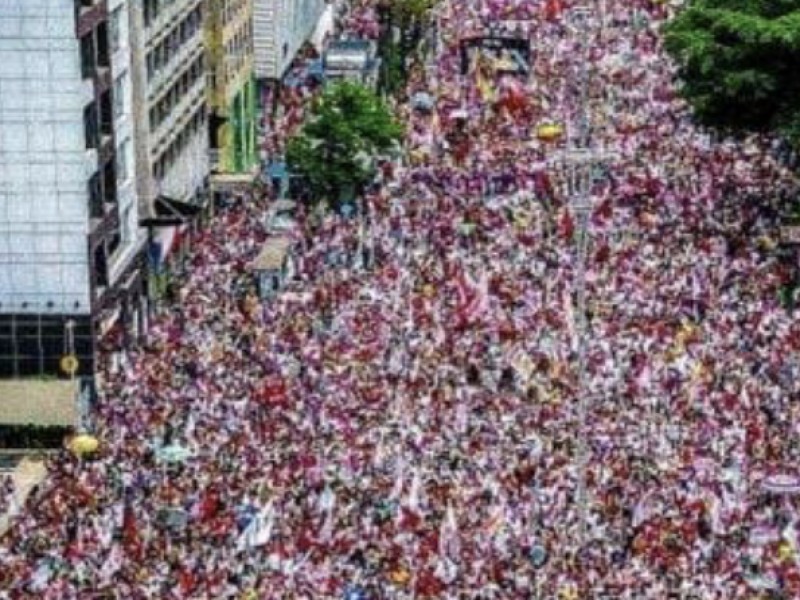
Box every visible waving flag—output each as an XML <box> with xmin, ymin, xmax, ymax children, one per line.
<box><xmin>122</xmin><ymin>499</ymin><xmax>142</xmax><ymax>560</ymax></box>
<box><xmin>545</xmin><ymin>0</ymin><xmax>563</xmax><ymax>21</ymax></box>
<box><xmin>439</xmin><ymin>503</ymin><xmax>460</xmax><ymax>559</ymax></box>
<box><xmin>237</xmin><ymin>500</ymin><xmax>275</xmax><ymax>551</ymax></box>
<box><xmin>476</xmin><ymin>67</ymin><xmax>495</xmax><ymax>104</ymax></box>
<box><xmin>456</xmin><ymin>268</ymin><xmax>490</xmax><ymax>326</ymax></box>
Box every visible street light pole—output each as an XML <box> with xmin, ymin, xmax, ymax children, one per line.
<box><xmin>559</xmin><ymin>5</ymin><xmax>615</xmax><ymax>549</ymax></box>
<box><xmin>571</xmin><ymin>161</ymin><xmax>591</xmax><ymax>547</ymax></box>
<box><xmin>550</xmin><ymin>149</ymin><xmax>599</xmax><ymax>547</ymax></box>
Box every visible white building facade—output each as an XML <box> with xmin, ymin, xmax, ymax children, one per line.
<box><xmin>130</xmin><ymin>0</ymin><xmax>209</xmax><ymax>272</ymax></box>
<box><xmin>253</xmin><ymin>0</ymin><xmax>327</xmax><ymax>80</ymax></box>
<box><xmin>108</xmin><ymin>0</ymin><xmax>147</xmax><ymax>287</ymax></box>
<box><xmin>0</xmin><ymin>0</ymin><xmax>149</xmax><ymax>379</ymax></box>
<box><xmin>0</xmin><ymin>1</ymin><xmax>94</xmax><ymax>317</ymax></box>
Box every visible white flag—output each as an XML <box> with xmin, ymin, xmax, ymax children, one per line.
<box><xmin>237</xmin><ymin>500</ymin><xmax>275</xmax><ymax>551</ymax></box>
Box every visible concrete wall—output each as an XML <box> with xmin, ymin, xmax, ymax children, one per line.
<box><xmin>0</xmin><ymin>0</ymin><xmax>93</xmax><ymax>315</ymax></box>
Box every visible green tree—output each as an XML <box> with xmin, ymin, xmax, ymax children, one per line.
<box><xmin>664</xmin><ymin>0</ymin><xmax>800</xmax><ymax>147</ymax></box>
<box><xmin>286</xmin><ymin>81</ymin><xmax>403</xmax><ymax>207</ymax></box>
<box><xmin>376</xmin><ymin>0</ymin><xmax>435</xmax><ymax>96</ymax></box>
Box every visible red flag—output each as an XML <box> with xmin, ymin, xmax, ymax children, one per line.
<box><xmin>122</xmin><ymin>501</ymin><xmax>142</xmax><ymax>560</ymax></box>
<box><xmin>499</xmin><ymin>77</ymin><xmax>527</xmax><ymax>113</ymax></box>
<box><xmin>558</xmin><ymin>209</ymin><xmax>575</xmax><ymax>241</ymax></box>
<box><xmin>454</xmin><ymin>269</ymin><xmax>475</xmax><ymax>308</ymax></box>
<box><xmin>545</xmin><ymin>0</ymin><xmax>563</xmax><ymax>21</ymax></box>
<box><xmin>260</xmin><ymin>375</ymin><xmax>287</xmax><ymax>406</ymax></box>
<box><xmin>179</xmin><ymin>567</ymin><xmax>196</xmax><ymax>596</ymax></box>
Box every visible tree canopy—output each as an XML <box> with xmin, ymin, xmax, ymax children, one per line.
<box><xmin>663</xmin><ymin>0</ymin><xmax>800</xmax><ymax>147</ymax></box>
<box><xmin>286</xmin><ymin>81</ymin><xmax>403</xmax><ymax>207</ymax></box>
<box><xmin>375</xmin><ymin>0</ymin><xmax>435</xmax><ymax>96</ymax></box>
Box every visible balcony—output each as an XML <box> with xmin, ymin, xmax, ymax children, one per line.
<box><xmin>88</xmin><ymin>172</ymin><xmax>103</xmax><ymax>219</ymax></box>
<box><xmin>97</xmin><ymin>133</ymin><xmax>115</xmax><ymax>167</ymax></box>
<box><xmin>83</xmin><ymin>103</ymin><xmax>100</xmax><ymax>149</ymax></box>
<box><xmin>76</xmin><ymin>0</ymin><xmax>107</xmax><ymax>39</ymax></box>
<box><xmin>80</xmin><ymin>34</ymin><xmax>96</xmax><ymax>80</ymax></box>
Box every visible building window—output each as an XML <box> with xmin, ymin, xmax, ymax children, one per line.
<box><xmin>146</xmin><ymin>52</ymin><xmax>156</xmax><ymax>82</ymax></box>
<box><xmin>113</xmin><ymin>73</ymin><xmax>125</xmax><ymax>119</ymax></box>
<box><xmin>107</xmin><ymin>230</ymin><xmax>121</xmax><ymax>259</ymax></box>
<box><xmin>88</xmin><ymin>172</ymin><xmax>103</xmax><ymax>218</ymax></box>
<box><xmin>83</xmin><ymin>103</ymin><xmax>99</xmax><ymax>149</ymax></box>
<box><xmin>96</xmin><ymin>22</ymin><xmax>110</xmax><ymax>68</ymax></box>
<box><xmin>80</xmin><ymin>34</ymin><xmax>95</xmax><ymax>79</ymax></box>
<box><xmin>122</xmin><ymin>205</ymin><xmax>133</xmax><ymax>242</ymax></box>
<box><xmin>110</xmin><ymin>6</ymin><xmax>122</xmax><ymax>53</ymax></box>
<box><xmin>93</xmin><ymin>245</ymin><xmax>109</xmax><ymax>288</ymax></box>
<box><xmin>143</xmin><ymin>0</ymin><xmax>160</xmax><ymax>28</ymax></box>
<box><xmin>116</xmin><ymin>139</ymin><xmax>130</xmax><ymax>184</ymax></box>
<box><xmin>99</xmin><ymin>90</ymin><xmax>113</xmax><ymax>136</ymax></box>
<box><xmin>103</xmin><ymin>161</ymin><xmax>117</xmax><ymax>204</ymax></box>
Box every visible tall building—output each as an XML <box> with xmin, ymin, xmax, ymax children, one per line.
<box><xmin>206</xmin><ymin>0</ymin><xmax>259</xmax><ymax>195</ymax></box>
<box><xmin>253</xmin><ymin>0</ymin><xmax>327</xmax><ymax>81</ymax></box>
<box><xmin>0</xmin><ymin>0</ymin><xmax>148</xmax><ymax>380</ymax></box>
<box><xmin>129</xmin><ymin>0</ymin><xmax>209</xmax><ymax>275</ymax></box>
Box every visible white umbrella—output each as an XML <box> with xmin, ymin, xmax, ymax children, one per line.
<box><xmin>762</xmin><ymin>473</ymin><xmax>800</xmax><ymax>495</ymax></box>
<box><xmin>745</xmin><ymin>575</ymin><xmax>779</xmax><ymax>590</ymax></box>
<box><xmin>411</xmin><ymin>92</ymin><xmax>435</xmax><ymax>111</ymax></box>
<box><xmin>156</xmin><ymin>444</ymin><xmax>193</xmax><ymax>464</ymax></box>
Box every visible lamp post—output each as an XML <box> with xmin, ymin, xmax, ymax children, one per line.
<box><xmin>549</xmin><ymin>4</ymin><xmax>618</xmax><ymax>549</ymax></box>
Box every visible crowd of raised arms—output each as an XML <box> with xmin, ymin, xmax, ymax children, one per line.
<box><xmin>1</xmin><ymin>0</ymin><xmax>800</xmax><ymax>598</ymax></box>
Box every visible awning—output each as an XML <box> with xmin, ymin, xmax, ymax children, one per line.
<box><xmin>252</xmin><ymin>236</ymin><xmax>292</xmax><ymax>271</ymax></box>
<box><xmin>210</xmin><ymin>168</ymin><xmax>260</xmax><ymax>193</ymax></box>
<box><xmin>139</xmin><ymin>196</ymin><xmax>201</xmax><ymax>227</ymax></box>
<box><xmin>0</xmin><ymin>380</ymin><xmax>80</xmax><ymax>427</ymax></box>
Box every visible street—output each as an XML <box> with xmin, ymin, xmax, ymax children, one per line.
<box><xmin>2</xmin><ymin>1</ymin><xmax>800</xmax><ymax>598</ymax></box>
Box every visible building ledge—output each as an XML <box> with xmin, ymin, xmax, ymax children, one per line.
<box><xmin>0</xmin><ymin>380</ymin><xmax>80</xmax><ymax>427</ymax></box>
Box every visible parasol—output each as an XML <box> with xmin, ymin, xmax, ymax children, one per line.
<box><xmin>749</xmin><ymin>526</ymin><xmax>779</xmax><ymax>547</ymax></box>
<box><xmin>157</xmin><ymin>507</ymin><xmax>189</xmax><ymax>530</ymax></box>
<box><xmin>411</xmin><ymin>91</ymin><xmax>435</xmax><ymax>111</ymax></box>
<box><xmin>156</xmin><ymin>444</ymin><xmax>193</xmax><ymax>464</ymax></box>
<box><xmin>389</xmin><ymin>567</ymin><xmax>410</xmax><ymax>585</ymax></box>
<box><xmin>762</xmin><ymin>473</ymin><xmax>800</xmax><ymax>495</ymax></box>
<box><xmin>529</xmin><ymin>544</ymin><xmax>548</xmax><ymax>568</ymax></box>
<box><xmin>536</xmin><ymin>123</ymin><xmax>564</xmax><ymax>141</ymax></box>
<box><xmin>68</xmin><ymin>434</ymin><xmax>99</xmax><ymax>457</ymax></box>
<box><xmin>745</xmin><ymin>574</ymin><xmax>779</xmax><ymax>590</ymax></box>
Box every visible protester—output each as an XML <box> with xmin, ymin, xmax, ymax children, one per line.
<box><xmin>1</xmin><ymin>0</ymin><xmax>799</xmax><ymax>598</ymax></box>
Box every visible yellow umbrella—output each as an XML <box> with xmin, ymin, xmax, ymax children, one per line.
<box><xmin>389</xmin><ymin>567</ymin><xmax>410</xmax><ymax>586</ymax></box>
<box><xmin>68</xmin><ymin>434</ymin><xmax>99</xmax><ymax>456</ymax></box>
<box><xmin>537</xmin><ymin>123</ymin><xmax>564</xmax><ymax>141</ymax></box>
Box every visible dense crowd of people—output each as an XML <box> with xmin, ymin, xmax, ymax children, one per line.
<box><xmin>0</xmin><ymin>474</ymin><xmax>14</xmax><ymax>518</ymax></box>
<box><xmin>1</xmin><ymin>0</ymin><xmax>800</xmax><ymax>598</ymax></box>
